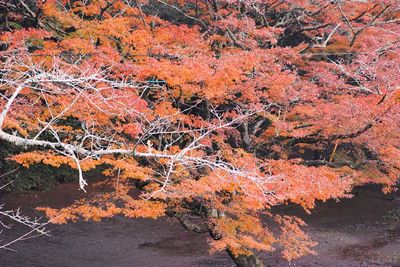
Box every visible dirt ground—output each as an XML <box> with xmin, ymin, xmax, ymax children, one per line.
<box><xmin>0</xmin><ymin>182</ymin><xmax>399</xmax><ymax>267</ymax></box>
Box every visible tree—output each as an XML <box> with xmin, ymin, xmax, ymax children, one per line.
<box><xmin>0</xmin><ymin>0</ymin><xmax>399</xmax><ymax>265</ymax></box>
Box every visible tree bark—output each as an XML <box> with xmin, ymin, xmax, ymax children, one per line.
<box><xmin>227</xmin><ymin>248</ymin><xmax>265</xmax><ymax>267</ymax></box>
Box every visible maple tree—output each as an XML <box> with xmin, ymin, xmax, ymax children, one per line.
<box><xmin>0</xmin><ymin>0</ymin><xmax>399</xmax><ymax>266</ymax></box>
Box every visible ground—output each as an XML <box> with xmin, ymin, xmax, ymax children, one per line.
<box><xmin>0</xmin><ymin>182</ymin><xmax>399</xmax><ymax>267</ymax></box>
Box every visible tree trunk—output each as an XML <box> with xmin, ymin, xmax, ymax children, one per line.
<box><xmin>202</xmin><ymin>100</ymin><xmax>211</xmax><ymax>121</ymax></box>
<box><xmin>241</xmin><ymin>122</ymin><xmax>252</xmax><ymax>150</ymax></box>
<box><xmin>227</xmin><ymin>248</ymin><xmax>265</xmax><ymax>267</ymax></box>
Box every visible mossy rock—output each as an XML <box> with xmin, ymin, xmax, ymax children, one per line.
<box><xmin>0</xmin><ymin>141</ymin><xmax>103</xmax><ymax>191</ymax></box>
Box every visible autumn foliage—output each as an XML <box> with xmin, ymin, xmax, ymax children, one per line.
<box><xmin>0</xmin><ymin>0</ymin><xmax>399</xmax><ymax>264</ymax></box>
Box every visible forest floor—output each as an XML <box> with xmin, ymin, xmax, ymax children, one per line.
<box><xmin>0</xmin><ymin>181</ymin><xmax>399</xmax><ymax>267</ymax></box>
